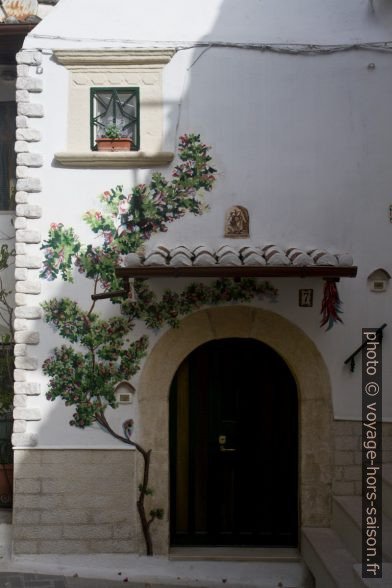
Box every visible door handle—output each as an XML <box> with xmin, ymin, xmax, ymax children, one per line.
<box><xmin>218</xmin><ymin>435</ymin><xmax>236</xmax><ymax>452</ymax></box>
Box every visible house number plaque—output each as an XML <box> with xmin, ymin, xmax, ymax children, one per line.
<box><xmin>299</xmin><ymin>289</ymin><xmax>313</xmax><ymax>307</ymax></box>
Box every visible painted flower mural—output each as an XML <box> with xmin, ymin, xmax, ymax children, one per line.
<box><xmin>40</xmin><ymin>134</ymin><xmax>278</xmax><ymax>554</ymax></box>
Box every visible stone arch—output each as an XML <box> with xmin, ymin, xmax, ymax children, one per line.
<box><xmin>137</xmin><ymin>306</ymin><xmax>333</xmax><ymax>554</ymax></box>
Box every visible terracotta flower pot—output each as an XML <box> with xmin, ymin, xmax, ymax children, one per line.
<box><xmin>95</xmin><ymin>138</ymin><xmax>133</xmax><ymax>152</ymax></box>
<box><xmin>0</xmin><ymin>464</ymin><xmax>13</xmax><ymax>508</ymax></box>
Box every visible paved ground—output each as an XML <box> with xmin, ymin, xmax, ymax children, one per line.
<box><xmin>0</xmin><ymin>574</ymin><xmax>167</xmax><ymax>588</ymax></box>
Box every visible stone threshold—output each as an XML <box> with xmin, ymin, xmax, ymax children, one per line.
<box><xmin>5</xmin><ymin>553</ymin><xmax>309</xmax><ymax>587</ymax></box>
<box><xmin>169</xmin><ymin>547</ymin><xmax>301</xmax><ymax>562</ymax></box>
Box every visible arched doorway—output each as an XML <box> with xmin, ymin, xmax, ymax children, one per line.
<box><xmin>169</xmin><ymin>338</ymin><xmax>298</xmax><ymax>547</ymax></box>
<box><xmin>137</xmin><ymin>306</ymin><xmax>333</xmax><ymax>555</ymax></box>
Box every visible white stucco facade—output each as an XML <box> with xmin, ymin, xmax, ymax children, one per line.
<box><xmin>13</xmin><ymin>0</ymin><xmax>392</xmax><ymax>449</ymax></box>
<box><xmin>6</xmin><ymin>0</ymin><xmax>392</xmax><ymax>569</ymax></box>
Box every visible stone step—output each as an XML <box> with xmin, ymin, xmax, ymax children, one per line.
<box><xmin>353</xmin><ymin>563</ymin><xmax>392</xmax><ymax>588</ymax></box>
<box><xmin>2</xmin><ymin>555</ymin><xmax>312</xmax><ymax>588</ymax></box>
<box><xmin>301</xmin><ymin>527</ymin><xmax>357</xmax><ymax>588</ymax></box>
<box><xmin>333</xmin><ymin>496</ymin><xmax>392</xmax><ymax>563</ymax></box>
<box><xmin>169</xmin><ymin>546</ymin><xmax>300</xmax><ymax>561</ymax></box>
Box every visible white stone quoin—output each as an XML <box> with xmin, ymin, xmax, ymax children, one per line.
<box><xmin>11</xmin><ymin>47</ymin><xmax>45</xmax><ymax>455</ymax></box>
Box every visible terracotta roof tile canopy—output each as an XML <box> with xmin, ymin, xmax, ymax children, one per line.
<box><xmin>115</xmin><ymin>245</ymin><xmax>358</xmax><ymax>279</ymax></box>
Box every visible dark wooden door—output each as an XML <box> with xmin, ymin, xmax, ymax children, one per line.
<box><xmin>170</xmin><ymin>338</ymin><xmax>298</xmax><ymax>547</ymax></box>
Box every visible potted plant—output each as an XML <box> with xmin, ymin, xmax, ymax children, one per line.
<box><xmin>95</xmin><ymin>123</ymin><xmax>133</xmax><ymax>152</ymax></box>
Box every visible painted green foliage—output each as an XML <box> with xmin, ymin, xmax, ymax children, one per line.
<box><xmin>41</xmin><ymin>134</ymin><xmax>278</xmax><ymax>429</ymax></box>
<box><xmin>40</xmin><ymin>133</ymin><xmax>279</xmax><ymax>556</ymax></box>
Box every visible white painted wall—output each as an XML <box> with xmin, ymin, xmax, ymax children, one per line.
<box><xmin>24</xmin><ymin>0</ymin><xmax>392</xmax><ymax>49</ymax></box>
<box><xmin>20</xmin><ymin>0</ymin><xmax>392</xmax><ymax>446</ymax></box>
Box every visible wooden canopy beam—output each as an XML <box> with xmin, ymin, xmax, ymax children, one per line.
<box><xmin>91</xmin><ymin>265</ymin><xmax>357</xmax><ymax>301</ymax></box>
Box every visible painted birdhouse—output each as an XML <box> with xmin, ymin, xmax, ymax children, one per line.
<box><xmin>114</xmin><ymin>381</ymin><xmax>135</xmax><ymax>404</ymax></box>
<box><xmin>367</xmin><ymin>268</ymin><xmax>391</xmax><ymax>293</ymax></box>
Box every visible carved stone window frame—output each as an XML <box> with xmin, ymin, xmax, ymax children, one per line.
<box><xmin>53</xmin><ymin>50</ymin><xmax>175</xmax><ymax>168</ymax></box>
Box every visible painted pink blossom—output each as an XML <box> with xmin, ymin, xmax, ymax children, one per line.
<box><xmin>118</xmin><ymin>200</ymin><xmax>129</xmax><ymax>214</ymax></box>
<box><xmin>103</xmin><ymin>231</ymin><xmax>114</xmax><ymax>244</ymax></box>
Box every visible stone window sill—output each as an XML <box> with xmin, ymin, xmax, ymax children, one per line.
<box><xmin>54</xmin><ymin>151</ymin><xmax>174</xmax><ymax>168</ymax></box>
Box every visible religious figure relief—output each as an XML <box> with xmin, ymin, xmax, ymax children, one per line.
<box><xmin>224</xmin><ymin>206</ymin><xmax>250</xmax><ymax>238</ymax></box>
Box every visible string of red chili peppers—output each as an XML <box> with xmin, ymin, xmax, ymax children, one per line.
<box><xmin>321</xmin><ymin>279</ymin><xmax>343</xmax><ymax>330</ymax></box>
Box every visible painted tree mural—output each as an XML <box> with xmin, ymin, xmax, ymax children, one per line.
<box><xmin>41</xmin><ymin>134</ymin><xmax>277</xmax><ymax>554</ymax></box>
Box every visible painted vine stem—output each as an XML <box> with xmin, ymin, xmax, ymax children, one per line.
<box><xmin>40</xmin><ymin>134</ymin><xmax>278</xmax><ymax>555</ymax></box>
<box><xmin>93</xmin><ymin>412</ymin><xmax>161</xmax><ymax>556</ymax></box>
